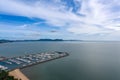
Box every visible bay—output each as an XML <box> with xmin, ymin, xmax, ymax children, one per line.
<box><xmin>0</xmin><ymin>41</ymin><xmax>120</xmax><ymax>80</ymax></box>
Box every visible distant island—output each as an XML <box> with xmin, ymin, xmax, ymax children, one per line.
<box><xmin>0</xmin><ymin>39</ymin><xmax>13</xmax><ymax>43</ymax></box>
<box><xmin>24</xmin><ymin>39</ymin><xmax>64</xmax><ymax>41</ymax></box>
<box><xmin>0</xmin><ymin>39</ymin><xmax>82</xmax><ymax>43</ymax></box>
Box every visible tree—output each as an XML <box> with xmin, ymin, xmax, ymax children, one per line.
<box><xmin>0</xmin><ymin>69</ymin><xmax>19</xmax><ymax>80</ymax></box>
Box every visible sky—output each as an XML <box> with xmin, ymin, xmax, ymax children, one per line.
<box><xmin>0</xmin><ymin>0</ymin><xmax>120</xmax><ymax>40</ymax></box>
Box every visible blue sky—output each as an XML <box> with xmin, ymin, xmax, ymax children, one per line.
<box><xmin>0</xmin><ymin>0</ymin><xmax>120</xmax><ymax>40</ymax></box>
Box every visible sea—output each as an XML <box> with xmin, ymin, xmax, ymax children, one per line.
<box><xmin>0</xmin><ymin>41</ymin><xmax>120</xmax><ymax>80</ymax></box>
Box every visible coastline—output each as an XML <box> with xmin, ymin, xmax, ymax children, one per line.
<box><xmin>0</xmin><ymin>51</ymin><xmax>69</xmax><ymax>80</ymax></box>
<box><xmin>9</xmin><ymin>69</ymin><xmax>29</xmax><ymax>80</ymax></box>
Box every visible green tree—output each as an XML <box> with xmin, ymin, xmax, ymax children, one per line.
<box><xmin>0</xmin><ymin>69</ymin><xmax>19</xmax><ymax>80</ymax></box>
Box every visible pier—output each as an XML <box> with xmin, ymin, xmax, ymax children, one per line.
<box><xmin>0</xmin><ymin>51</ymin><xmax>69</xmax><ymax>71</ymax></box>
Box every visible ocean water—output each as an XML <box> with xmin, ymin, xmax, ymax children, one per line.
<box><xmin>0</xmin><ymin>41</ymin><xmax>120</xmax><ymax>80</ymax></box>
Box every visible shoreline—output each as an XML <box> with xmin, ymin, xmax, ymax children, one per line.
<box><xmin>9</xmin><ymin>69</ymin><xmax>29</xmax><ymax>80</ymax></box>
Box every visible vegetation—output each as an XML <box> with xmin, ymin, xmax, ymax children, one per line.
<box><xmin>0</xmin><ymin>40</ymin><xmax>13</xmax><ymax>43</ymax></box>
<box><xmin>0</xmin><ymin>70</ymin><xmax>20</xmax><ymax>80</ymax></box>
<box><xmin>0</xmin><ymin>39</ymin><xmax>82</xmax><ymax>43</ymax></box>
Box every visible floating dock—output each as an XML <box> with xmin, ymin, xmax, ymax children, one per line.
<box><xmin>0</xmin><ymin>51</ymin><xmax>69</xmax><ymax>71</ymax></box>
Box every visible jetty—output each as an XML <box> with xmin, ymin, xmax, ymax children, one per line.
<box><xmin>0</xmin><ymin>51</ymin><xmax>69</xmax><ymax>71</ymax></box>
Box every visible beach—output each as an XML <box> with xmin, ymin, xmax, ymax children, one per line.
<box><xmin>9</xmin><ymin>69</ymin><xmax>29</xmax><ymax>80</ymax></box>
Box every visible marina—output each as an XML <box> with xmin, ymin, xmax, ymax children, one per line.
<box><xmin>0</xmin><ymin>51</ymin><xmax>69</xmax><ymax>71</ymax></box>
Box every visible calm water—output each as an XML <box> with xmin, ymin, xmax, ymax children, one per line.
<box><xmin>1</xmin><ymin>41</ymin><xmax>120</xmax><ymax>80</ymax></box>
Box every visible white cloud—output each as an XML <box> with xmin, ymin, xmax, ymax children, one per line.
<box><xmin>68</xmin><ymin>24</ymin><xmax>112</xmax><ymax>35</ymax></box>
<box><xmin>0</xmin><ymin>0</ymin><xmax>120</xmax><ymax>40</ymax></box>
<box><xmin>0</xmin><ymin>24</ymin><xmax>41</xmax><ymax>40</ymax></box>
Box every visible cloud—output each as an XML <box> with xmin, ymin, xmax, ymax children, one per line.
<box><xmin>0</xmin><ymin>0</ymin><xmax>81</xmax><ymax>26</ymax></box>
<box><xmin>0</xmin><ymin>24</ymin><xmax>41</xmax><ymax>40</ymax></box>
<box><xmin>0</xmin><ymin>0</ymin><xmax>120</xmax><ymax>40</ymax></box>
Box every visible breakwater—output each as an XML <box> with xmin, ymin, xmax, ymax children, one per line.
<box><xmin>0</xmin><ymin>51</ymin><xmax>69</xmax><ymax>71</ymax></box>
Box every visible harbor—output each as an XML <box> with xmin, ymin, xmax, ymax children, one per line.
<box><xmin>0</xmin><ymin>51</ymin><xmax>69</xmax><ymax>71</ymax></box>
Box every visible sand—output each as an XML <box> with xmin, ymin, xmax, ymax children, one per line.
<box><xmin>9</xmin><ymin>69</ymin><xmax>29</xmax><ymax>80</ymax></box>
